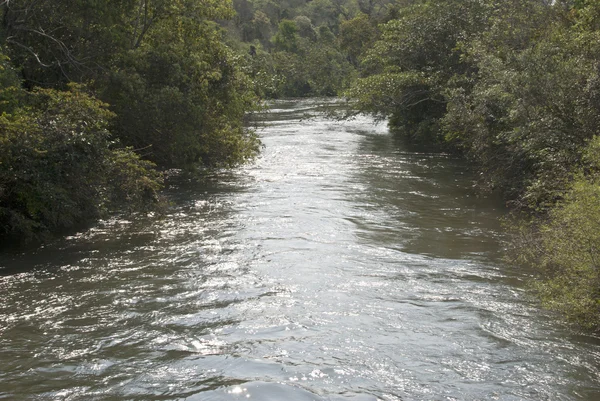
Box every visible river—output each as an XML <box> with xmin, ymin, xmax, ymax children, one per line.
<box><xmin>1</xmin><ymin>99</ymin><xmax>599</xmax><ymax>400</ymax></box>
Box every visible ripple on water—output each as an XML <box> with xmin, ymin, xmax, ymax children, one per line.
<box><xmin>1</xmin><ymin>99</ymin><xmax>600</xmax><ymax>401</ymax></box>
<box><xmin>192</xmin><ymin>381</ymin><xmax>381</xmax><ymax>401</ymax></box>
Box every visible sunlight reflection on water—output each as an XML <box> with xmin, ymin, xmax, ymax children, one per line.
<box><xmin>0</xmin><ymin>99</ymin><xmax>599</xmax><ymax>400</ymax></box>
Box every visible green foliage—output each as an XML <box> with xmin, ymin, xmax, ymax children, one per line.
<box><xmin>225</xmin><ymin>0</ymin><xmax>363</xmax><ymax>98</ymax></box>
<box><xmin>270</xmin><ymin>51</ymin><xmax>311</xmax><ymax>96</ymax></box>
<box><xmin>235</xmin><ymin>7</ymin><xmax>356</xmax><ymax>99</ymax></box>
<box><xmin>267</xmin><ymin>32</ymin><xmax>356</xmax><ymax>97</ymax></box>
<box><xmin>0</xmin><ymin>1</ymin><xmax>262</xmax><ymax>244</ymax></box>
<box><xmin>348</xmin><ymin>0</ymin><xmax>600</xmax><ymax>207</ymax></box>
<box><xmin>339</xmin><ymin>13</ymin><xmax>378</xmax><ymax>68</ymax></box>
<box><xmin>2</xmin><ymin>0</ymin><xmax>259</xmax><ymax>170</ymax></box>
<box><xmin>347</xmin><ymin>0</ymin><xmax>487</xmax><ymax>144</ymax></box>
<box><xmin>513</xmin><ymin>138</ymin><xmax>600</xmax><ymax>330</ymax></box>
<box><xmin>0</xmin><ymin>84</ymin><xmax>162</xmax><ymax>244</ymax></box>
<box><xmin>303</xmin><ymin>41</ymin><xmax>357</xmax><ymax>96</ymax></box>
<box><xmin>105</xmin><ymin>11</ymin><xmax>260</xmax><ymax>168</ymax></box>
<box><xmin>273</xmin><ymin>20</ymin><xmax>300</xmax><ymax>52</ymax></box>
<box><xmin>1</xmin><ymin>0</ymin><xmax>129</xmax><ymax>85</ymax></box>
<box><xmin>294</xmin><ymin>16</ymin><xmax>318</xmax><ymax>40</ymax></box>
<box><xmin>303</xmin><ymin>0</ymin><xmax>350</xmax><ymax>31</ymax></box>
<box><xmin>346</xmin><ymin>0</ymin><xmax>600</xmax><ymax>328</ymax></box>
<box><xmin>238</xmin><ymin>44</ymin><xmax>282</xmax><ymax>98</ymax></box>
<box><xmin>443</xmin><ymin>3</ymin><xmax>600</xmax><ymax>209</ymax></box>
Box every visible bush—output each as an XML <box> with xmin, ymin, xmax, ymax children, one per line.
<box><xmin>512</xmin><ymin>136</ymin><xmax>600</xmax><ymax>330</ymax></box>
<box><xmin>0</xmin><ymin>84</ymin><xmax>162</xmax><ymax>244</ymax></box>
<box><xmin>104</xmin><ymin>19</ymin><xmax>260</xmax><ymax>168</ymax></box>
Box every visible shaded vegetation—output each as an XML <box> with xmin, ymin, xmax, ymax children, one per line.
<box><xmin>0</xmin><ymin>81</ymin><xmax>162</xmax><ymax>243</ymax></box>
<box><xmin>0</xmin><ymin>0</ymin><xmax>259</xmax><ymax>244</ymax></box>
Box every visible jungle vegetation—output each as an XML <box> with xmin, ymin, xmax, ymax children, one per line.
<box><xmin>222</xmin><ymin>0</ymin><xmax>396</xmax><ymax>97</ymax></box>
<box><xmin>0</xmin><ymin>0</ymin><xmax>260</xmax><ymax>244</ymax></box>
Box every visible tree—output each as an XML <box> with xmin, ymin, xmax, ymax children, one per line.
<box><xmin>347</xmin><ymin>0</ymin><xmax>488</xmax><ymax>143</ymax></box>
<box><xmin>1</xmin><ymin>0</ymin><xmax>259</xmax><ymax>169</ymax></box>
<box><xmin>0</xmin><ymin>0</ymin><xmax>263</xmax><ymax>244</ymax></box>
<box><xmin>513</xmin><ymin>136</ymin><xmax>600</xmax><ymax>330</ymax></box>
<box><xmin>272</xmin><ymin>19</ymin><xmax>300</xmax><ymax>52</ymax></box>
<box><xmin>0</xmin><ymin>82</ymin><xmax>162</xmax><ymax>244</ymax></box>
<box><xmin>339</xmin><ymin>13</ymin><xmax>378</xmax><ymax>68</ymax></box>
<box><xmin>105</xmin><ymin>3</ymin><xmax>260</xmax><ymax>168</ymax></box>
<box><xmin>442</xmin><ymin>0</ymin><xmax>600</xmax><ymax>208</ymax></box>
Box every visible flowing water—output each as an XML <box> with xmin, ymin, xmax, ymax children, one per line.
<box><xmin>1</xmin><ymin>99</ymin><xmax>599</xmax><ymax>400</ymax></box>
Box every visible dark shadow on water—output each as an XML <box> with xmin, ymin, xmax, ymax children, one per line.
<box><xmin>348</xmin><ymin>129</ymin><xmax>507</xmax><ymax>262</ymax></box>
<box><xmin>0</xmin><ymin>169</ymin><xmax>250</xmax><ymax>276</ymax></box>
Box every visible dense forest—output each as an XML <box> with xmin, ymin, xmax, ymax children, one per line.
<box><xmin>0</xmin><ymin>0</ymin><xmax>260</xmax><ymax>244</ymax></box>
<box><xmin>1</xmin><ymin>0</ymin><xmax>600</xmax><ymax>329</ymax></box>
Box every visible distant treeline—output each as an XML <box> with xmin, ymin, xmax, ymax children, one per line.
<box><xmin>223</xmin><ymin>0</ymin><xmax>399</xmax><ymax>97</ymax></box>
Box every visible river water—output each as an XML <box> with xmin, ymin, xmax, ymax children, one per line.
<box><xmin>1</xmin><ymin>99</ymin><xmax>599</xmax><ymax>400</ymax></box>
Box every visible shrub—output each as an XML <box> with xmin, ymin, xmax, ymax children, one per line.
<box><xmin>0</xmin><ymin>84</ymin><xmax>162</xmax><ymax>244</ymax></box>
<box><xmin>512</xmin><ymin>137</ymin><xmax>600</xmax><ymax>330</ymax></box>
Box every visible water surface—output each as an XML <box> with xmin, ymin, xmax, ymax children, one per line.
<box><xmin>1</xmin><ymin>99</ymin><xmax>599</xmax><ymax>400</ymax></box>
